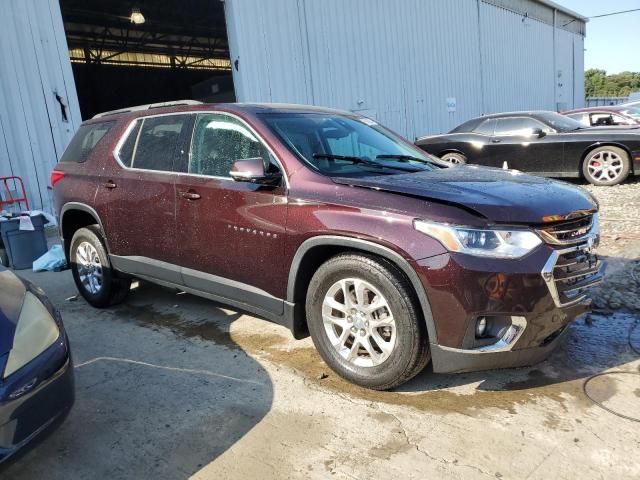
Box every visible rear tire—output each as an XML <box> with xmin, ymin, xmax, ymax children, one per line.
<box><xmin>306</xmin><ymin>253</ymin><xmax>430</xmax><ymax>390</ymax></box>
<box><xmin>70</xmin><ymin>226</ymin><xmax>130</xmax><ymax>308</ymax></box>
<box><xmin>440</xmin><ymin>152</ymin><xmax>467</xmax><ymax>165</ymax></box>
<box><xmin>582</xmin><ymin>146</ymin><xmax>630</xmax><ymax>186</ymax></box>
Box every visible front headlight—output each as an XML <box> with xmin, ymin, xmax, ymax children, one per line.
<box><xmin>3</xmin><ymin>291</ymin><xmax>60</xmax><ymax>379</ymax></box>
<box><xmin>413</xmin><ymin>220</ymin><xmax>542</xmax><ymax>259</ymax></box>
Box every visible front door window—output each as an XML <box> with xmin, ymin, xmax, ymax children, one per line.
<box><xmin>190</xmin><ymin>113</ymin><xmax>276</xmax><ymax>177</ymax></box>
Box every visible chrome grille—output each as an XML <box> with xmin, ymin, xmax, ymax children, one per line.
<box><xmin>542</xmin><ymin>241</ymin><xmax>604</xmax><ymax>308</ymax></box>
<box><xmin>536</xmin><ymin>214</ymin><xmax>595</xmax><ymax>245</ymax></box>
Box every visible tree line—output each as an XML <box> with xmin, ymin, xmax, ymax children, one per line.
<box><xmin>585</xmin><ymin>69</ymin><xmax>640</xmax><ymax>98</ymax></box>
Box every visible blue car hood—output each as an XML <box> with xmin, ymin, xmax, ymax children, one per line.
<box><xmin>0</xmin><ymin>267</ymin><xmax>26</xmax><ymax>355</ymax></box>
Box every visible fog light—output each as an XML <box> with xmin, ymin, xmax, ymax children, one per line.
<box><xmin>476</xmin><ymin>316</ymin><xmax>488</xmax><ymax>338</ymax></box>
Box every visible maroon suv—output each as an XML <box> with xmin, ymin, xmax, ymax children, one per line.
<box><xmin>52</xmin><ymin>102</ymin><xmax>603</xmax><ymax>390</ymax></box>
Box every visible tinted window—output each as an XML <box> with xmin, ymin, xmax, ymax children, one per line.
<box><xmin>117</xmin><ymin>115</ymin><xmax>189</xmax><ymax>171</ymax></box>
<box><xmin>261</xmin><ymin>112</ymin><xmax>437</xmax><ymax>176</ymax></box>
<box><xmin>566</xmin><ymin>113</ymin><xmax>590</xmax><ymax>126</ymax></box>
<box><xmin>494</xmin><ymin>117</ymin><xmax>547</xmax><ymax>136</ymax></box>
<box><xmin>190</xmin><ymin>113</ymin><xmax>273</xmax><ymax>177</ymax></box>
<box><xmin>118</xmin><ymin>121</ymin><xmax>142</xmax><ymax>167</ymax></box>
<box><xmin>619</xmin><ymin>107</ymin><xmax>640</xmax><ymax>119</ymax></box>
<box><xmin>60</xmin><ymin>121</ymin><xmax>114</xmax><ymax>163</ymax></box>
<box><xmin>536</xmin><ymin>112</ymin><xmax>583</xmax><ymax>132</ymax></box>
<box><xmin>473</xmin><ymin>119</ymin><xmax>496</xmax><ymax>135</ymax></box>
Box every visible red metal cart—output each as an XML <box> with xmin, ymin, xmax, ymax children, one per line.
<box><xmin>0</xmin><ymin>176</ymin><xmax>30</xmax><ymax>212</ymax></box>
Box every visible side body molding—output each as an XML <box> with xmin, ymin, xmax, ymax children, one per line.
<box><xmin>287</xmin><ymin>235</ymin><xmax>439</xmax><ymax>345</ymax></box>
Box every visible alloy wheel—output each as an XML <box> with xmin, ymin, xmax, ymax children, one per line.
<box><xmin>587</xmin><ymin>150</ymin><xmax>624</xmax><ymax>182</ymax></box>
<box><xmin>76</xmin><ymin>241</ymin><xmax>103</xmax><ymax>294</ymax></box>
<box><xmin>322</xmin><ymin>278</ymin><xmax>397</xmax><ymax>367</ymax></box>
<box><xmin>441</xmin><ymin>153</ymin><xmax>466</xmax><ymax>164</ymax></box>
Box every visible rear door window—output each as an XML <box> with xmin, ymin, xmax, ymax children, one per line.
<box><xmin>60</xmin><ymin>121</ymin><xmax>115</xmax><ymax>163</ymax></box>
<box><xmin>473</xmin><ymin>119</ymin><xmax>496</xmax><ymax>135</ymax></box>
<box><xmin>116</xmin><ymin>115</ymin><xmax>191</xmax><ymax>171</ymax></box>
<box><xmin>494</xmin><ymin>117</ymin><xmax>548</xmax><ymax>136</ymax></box>
<box><xmin>566</xmin><ymin>113</ymin><xmax>589</xmax><ymax>126</ymax></box>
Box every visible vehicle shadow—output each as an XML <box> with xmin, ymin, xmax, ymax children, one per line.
<box><xmin>397</xmin><ymin>252</ymin><xmax>640</xmax><ymax>395</ymax></box>
<box><xmin>2</xmin><ymin>273</ymin><xmax>274</xmax><ymax>480</ymax></box>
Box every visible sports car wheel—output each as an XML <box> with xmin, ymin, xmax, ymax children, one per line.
<box><xmin>440</xmin><ymin>152</ymin><xmax>467</xmax><ymax>165</ymax></box>
<box><xmin>583</xmin><ymin>146</ymin><xmax>630</xmax><ymax>186</ymax></box>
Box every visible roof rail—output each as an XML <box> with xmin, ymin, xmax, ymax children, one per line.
<box><xmin>92</xmin><ymin>100</ymin><xmax>203</xmax><ymax>119</ymax></box>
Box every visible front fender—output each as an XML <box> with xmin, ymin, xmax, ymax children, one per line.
<box><xmin>287</xmin><ymin>235</ymin><xmax>440</xmax><ymax>345</ymax></box>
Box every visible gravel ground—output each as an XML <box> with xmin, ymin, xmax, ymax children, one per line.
<box><xmin>580</xmin><ymin>177</ymin><xmax>640</xmax><ymax>312</ymax></box>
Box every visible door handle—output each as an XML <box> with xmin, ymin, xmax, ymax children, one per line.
<box><xmin>491</xmin><ymin>139</ymin><xmax>502</xmax><ymax>143</ymax></box>
<box><xmin>180</xmin><ymin>191</ymin><xmax>201</xmax><ymax>200</ymax></box>
<box><xmin>104</xmin><ymin>181</ymin><xmax>117</xmax><ymax>189</ymax></box>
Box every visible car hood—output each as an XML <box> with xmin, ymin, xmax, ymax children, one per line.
<box><xmin>0</xmin><ymin>267</ymin><xmax>26</xmax><ymax>356</ymax></box>
<box><xmin>332</xmin><ymin>166</ymin><xmax>597</xmax><ymax>224</ymax></box>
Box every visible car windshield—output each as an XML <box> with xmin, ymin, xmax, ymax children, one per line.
<box><xmin>260</xmin><ymin>112</ymin><xmax>442</xmax><ymax>176</ymax></box>
<box><xmin>537</xmin><ymin>112</ymin><xmax>585</xmax><ymax>132</ymax></box>
<box><xmin>619</xmin><ymin>106</ymin><xmax>640</xmax><ymax>119</ymax></box>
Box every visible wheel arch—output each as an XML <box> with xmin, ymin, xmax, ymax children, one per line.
<box><xmin>60</xmin><ymin>203</ymin><xmax>109</xmax><ymax>260</ymax></box>
<box><xmin>438</xmin><ymin>148</ymin><xmax>467</xmax><ymax>158</ymax></box>
<box><xmin>287</xmin><ymin>236</ymin><xmax>438</xmax><ymax>344</ymax></box>
<box><xmin>580</xmin><ymin>142</ymin><xmax>633</xmax><ymax>175</ymax></box>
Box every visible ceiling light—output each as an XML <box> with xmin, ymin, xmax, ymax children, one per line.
<box><xmin>130</xmin><ymin>8</ymin><xmax>145</xmax><ymax>24</ymax></box>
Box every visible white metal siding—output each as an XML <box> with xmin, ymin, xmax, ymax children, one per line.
<box><xmin>0</xmin><ymin>0</ymin><xmax>81</xmax><ymax>214</ymax></box>
<box><xmin>480</xmin><ymin>3</ymin><xmax>555</xmax><ymax>113</ymax></box>
<box><xmin>226</xmin><ymin>0</ymin><xmax>585</xmax><ymax>138</ymax></box>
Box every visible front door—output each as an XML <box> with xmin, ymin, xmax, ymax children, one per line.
<box><xmin>488</xmin><ymin>117</ymin><xmax>563</xmax><ymax>174</ymax></box>
<box><xmin>174</xmin><ymin>112</ymin><xmax>288</xmax><ymax>312</ymax></box>
<box><xmin>97</xmin><ymin>113</ymin><xmax>193</xmax><ymax>282</ymax></box>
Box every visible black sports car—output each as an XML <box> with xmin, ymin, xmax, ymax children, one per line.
<box><xmin>0</xmin><ymin>266</ymin><xmax>74</xmax><ymax>464</ymax></box>
<box><xmin>415</xmin><ymin>111</ymin><xmax>640</xmax><ymax>186</ymax></box>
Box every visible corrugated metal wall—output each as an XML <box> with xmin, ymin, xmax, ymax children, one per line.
<box><xmin>225</xmin><ymin>0</ymin><xmax>585</xmax><ymax>139</ymax></box>
<box><xmin>0</xmin><ymin>0</ymin><xmax>81</xmax><ymax>214</ymax></box>
<box><xmin>480</xmin><ymin>3</ymin><xmax>555</xmax><ymax>113</ymax></box>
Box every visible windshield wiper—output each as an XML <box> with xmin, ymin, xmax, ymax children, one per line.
<box><xmin>376</xmin><ymin>154</ymin><xmax>440</xmax><ymax>167</ymax></box>
<box><xmin>312</xmin><ymin>153</ymin><xmax>419</xmax><ymax>172</ymax></box>
<box><xmin>313</xmin><ymin>153</ymin><xmax>376</xmax><ymax>165</ymax></box>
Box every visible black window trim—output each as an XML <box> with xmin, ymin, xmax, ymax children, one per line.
<box><xmin>112</xmin><ymin>111</ymin><xmax>289</xmax><ymax>187</ymax></box>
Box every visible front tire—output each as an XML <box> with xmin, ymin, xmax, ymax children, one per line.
<box><xmin>306</xmin><ymin>253</ymin><xmax>430</xmax><ymax>390</ymax></box>
<box><xmin>70</xmin><ymin>226</ymin><xmax>130</xmax><ymax>308</ymax></box>
<box><xmin>440</xmin><ymin>152</ymin><xmax>467</xmax><ymax>165</ymax></box>
<box><xmin>582</xmin><ymin>146</ymin><xmax>630</xmax><ymax>186</ymax></box>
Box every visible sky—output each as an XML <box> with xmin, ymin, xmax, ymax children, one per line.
<box><xmin>556</xmin><ymin>0</ymin><xmax>640</xmax><ymax>74</ymax></box>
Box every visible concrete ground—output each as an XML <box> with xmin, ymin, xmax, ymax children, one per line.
<box><xmin>2</xmin><ymin>182</ymin><xmax>640</xmax><ymax>479</ymax></box>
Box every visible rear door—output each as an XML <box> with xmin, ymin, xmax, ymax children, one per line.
<box><xmin>174</xmin><ymin>112</ymin><xmax>288</xmax><ymax>311</ymax></box>
<box><xmin>96</xmin><ymin>113</ymin><xmax>193</xmax><ymax>282</ymax></box>
<box><xmin>488</xmin><ymin>117</ymin><xmax>564</xmax><ymax>174</ymax></box>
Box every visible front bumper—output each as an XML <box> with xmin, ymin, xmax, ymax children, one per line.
<box><xmin>0</xmin><ymin>336</ymin><xmax>74</xmax><ymax>464</ymax></box>
<box><xmin>416</xmin><ymin>239</ymin><xmax>603</xmax><ymax>374</ymax></box>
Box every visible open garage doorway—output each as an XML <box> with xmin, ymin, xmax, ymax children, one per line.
<box><xmin>60</xmin><ymin>0</ymin><xmax>235</xmax><ymax>119</ymax></box>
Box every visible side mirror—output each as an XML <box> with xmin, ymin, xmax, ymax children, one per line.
<box><xmin>531</xmin><ymin>127</ymin><xmax>546</xmax><ymax>138</ymax></box>
<box><xmin>230</xmin><ymin>158</ymin><xmax>282</xmax><ymax>186</ymax></box>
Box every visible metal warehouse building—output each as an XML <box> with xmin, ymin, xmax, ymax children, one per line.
<box><xmin>0</xmin><ymin>0</ymin><xmax>586</xmax><ymax>214</ymax></box>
